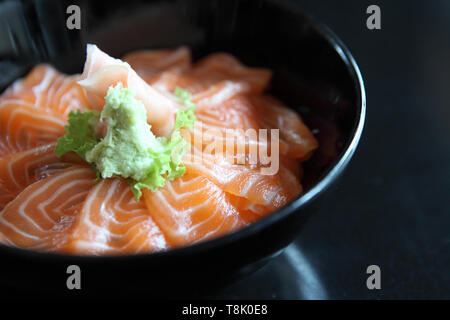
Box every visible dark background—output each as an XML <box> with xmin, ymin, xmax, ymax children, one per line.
<box><xmin>0</xmin><ymin>0</ymin><xmax>448</xmax><ymax>300</ymax></box>
<box><xmin>214</xmin><ymin>0</ymin><xmax>450</xmax><ymax>299</ymax></box>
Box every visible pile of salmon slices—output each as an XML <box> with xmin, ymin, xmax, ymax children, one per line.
<box><xmin>0</xmin><ymin>45</ymin><xmax>317</xmax><ymax>255</ymax></box>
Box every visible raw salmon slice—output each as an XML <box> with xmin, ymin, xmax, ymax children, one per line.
<box><xmin>192</xmin><ymin>94</ymin><xmax>318</xmax><ymax>160</ymax></box>
<box><xmin>191</xmin><ymin>81</ymin><xmax>252</xmax><ymax>110</ymax></box>
<box><xmin>0</xmin><ymin>143</ymin><xmax>84</xmax><ymax>210</ymax></box>
<box><xmin>184</xmin><ymin>149</ymin><xmax>301</xmax><ymax>209</ymax></box>
<box><xmin>143</xmin><ymin>173</ymin><xmax>246</xmax><ymax>247</ymax></box>
<box><xmin>65</xmin><ymin>178</ymin><xmax>167</xmax><ymax>255</ymax></box>
<box><xmin>250</xmin><ymin>95</ymin><xmax>319</xmax><ymax>160</ymax></box>
<box><xmin>0</xmin><ymin>166</ymin><xmax>96</xmax><ymax>250</ymax></box>
<box><xmin>187</xmin><ymin>94</ymin><xmax>274</xmax><ymax>161</ymax></box>
<box><xmin>152</xmin><ymin>73</ymin><xmax>251</xmax><ymax>110</ymax></box>
<box><xmin>1</xmin><ymin>64</ymin><xmax>90</xmax><ymax>116</ymax></box>
<box><xmin>179</xmin><ymin>53</ymin><xmax>272</xmax><ymax>94</ymax></box>
<box><xmin>0</xmin><ymin>100</ymin><xmax>66</xmax><ymax>156</ymax></box>
<box><xmin>227</xmin><ymin>194</ymin><xmax>272</xmax><ymax>224</ymax></box>
<box><xmin>123</xmin><ymin>46</ymin><xmax>191</xmax><ymax>83</ymax></box>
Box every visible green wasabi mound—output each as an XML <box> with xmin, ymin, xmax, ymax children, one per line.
<box><xmin>55</xmin><ymin>83</ymin><xmax>196</xmax><ymax>200</ymax></box>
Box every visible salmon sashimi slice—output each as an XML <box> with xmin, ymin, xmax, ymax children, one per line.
<box><xmin>189</xmin><ymin>93</ymin><xmax>318</xmax><ymax>160</ymax></box>
<box><xmin>191</xmin><ymin>81</ymin><xmax>252</xmax><ymax>110</ymax></box>
<box><xmin>65</xmin><ymin>178</ymin><xmax>167</xmax><ymax>255</ymax></box>
<box><xmin>0</xmin><ymin>166</ymin><xmax>96</xmax><ymax>250</ymax></box>
<box><xmin>45</xmin><ymin>74</ymin><xmax>90</xmax><ymax>116</ymax></box>
<box><xmin>196</xmin><ymin>93</ymin><xmax>318</xmax><ymax>160</ymax></box>
<box><xmin>195</xmin><ymin>95</ymin><xmax>260</xmax><ymax>131</ymax></box>
<box><xmin>227</xmin><ymin>194</ymin><xmax>272</xmax><ymax>224</ymax></box>
<box><xmin>149</xmin><ymin>69</ymin><xmax>185</xmax><ymax>92</ymax></box>
<box><xmin>191</xmin><ymin>95</ymin><xmax>259</xmax><ymax>134</ymax></box>
<box><xmin>0</xmin><ymin>100</ymin><xmax>66</xmax><ymax>156</ymax></box>
<box><xmin>183</xmin><ymin>94</ymin><xmax>315</xmax><ymax>164</ymax></box>
<box><xmin>229</xmin><ymin>169</ymin><xmax>302</xmax><ymax>223</ymax></box>
<box><xmin>250</xmin><ymin>95</ymin><xmax>319</xmax><ymax>160</ymax></box>
<box><xmin>177</xmin><ymin>53</ymin><xmax>272</xmax><ymax>94</ymax></box>
<box><xmin>0</xmin><ymin>64</ymin><xmax>90</xmax><ymax>116</ymax></box>
<box><xmin>0</xmin><ymin>143</ymin><xmax>84</xmax><ymax>210</ymax></box>
<box><xmin>142</xmin><ymin>173</ymin><xmax>246</xmax><ymax>247</ymax></box>
<box><xmin>188</xmin><ymin>95</ymin><xmax>269</xmax><ymax>157</ymax></box>
<box><xmin>1</xmin><ymin>65</ymin><xmax>60</xmax><ymax>105</ymax></box>
<box><xmin>123</xmin><ymin>46</ymin><xmax>192</xmax><ymax>83</ymax></box>
<box><xmin>78</xmin><ymin>44</ymin><xmax>182</xmax><ymax>137</ymax></box>
<box><xmin>151</xmin><ymin>73</ymin><xmax>251</xmax><ymax>110</ymax></box>
<box><xmin>183</xmin><ymin>148</ymin><xmax>301</xmax><ymax>209</ymax></box>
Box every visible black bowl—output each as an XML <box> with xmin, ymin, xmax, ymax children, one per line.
<box><xmin>0</xmin><ymin>0</ymin><xmax>365</xmax><ymax>298</ymax></box>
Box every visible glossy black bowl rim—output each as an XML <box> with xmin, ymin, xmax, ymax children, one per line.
<box><xmin>0</xmin><ymin>8</ymin><xmax>366</xmax><ymax>262</ymax></box>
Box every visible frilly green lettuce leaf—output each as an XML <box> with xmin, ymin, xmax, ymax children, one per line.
<box><xmin>55</xmin><ymin>110</ymin><xmax>101</xmax><ymax>158</ymax></box>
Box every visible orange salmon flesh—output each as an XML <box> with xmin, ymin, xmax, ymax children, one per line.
<box><xmin>0</xmin><ymin>47</ymin><xmax>318</xmax><ymax>255</ymax></box>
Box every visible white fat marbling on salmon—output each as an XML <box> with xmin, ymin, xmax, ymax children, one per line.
<box><xmin>0</xmin><ymin>100</ymin><xmax>65</xmax><ymax>156</ymax></box>
<box><xmin>0</xmin><ymin>166</ymin><xmax>95</xmax><ymax>249</ymax></box>
<box><xmin>142</xmin><ymin>173</ymin><xmax>244</xmax><ymax>247</ymax></box>
<box><xmin>67</xmin><ymin>178</ymin><xmax>167</xmax><ymax>255</ymax></box>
